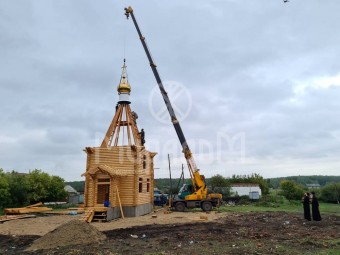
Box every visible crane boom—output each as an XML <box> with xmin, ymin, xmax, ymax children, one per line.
<box><xmin>124</xmin><ymin>6</ymin><xmax>199</xmax><ymax>180</ymax></box>
<box><xmin>124</xmin><ymin>6</ymin><xmax>224</xmax><ymax>208</ymax></box>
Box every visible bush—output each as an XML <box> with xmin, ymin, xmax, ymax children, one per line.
<box><xmin>0</xmin><ymin>169</ymin><xmax>11</xmax><ymax>209</ymax></box>
<box><xmin>279</xmin><ymin>180</ymin><xmax>304</xmax><ymax>201</ymax></box>
<box><xmin>0</xmin><ymin>169</ymin><xmax>68</xmax><ymax>209</ymax></box>
<box><xmin>256</xmin><ymin>194</ymin><xmax>284</xmax><ymax>207</ymax></box>
<box><xmin>320</xmin><ymin>182</ymin><xmax>340</xmax><ymax>203</ymax></box>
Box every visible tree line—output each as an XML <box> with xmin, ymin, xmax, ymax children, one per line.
<box><xmin>67</xmin><ymin>174</ymin><xmax>339</xmax><ymax>203</ymax></box>
<box><xmin>279</xmin><ymin>180</ymin><xmax>339</xmax><ymax>203</ymax></box>
<box><xmin>0</xmin><ymin>169</ymin><xmax>68</xmax><ymax>211</ymax></box>
<box><xmin>268</xmin><ymin>175</ymin><xmax>340</xmax><ymax>189</ymax></box>
<box><xmin>153</xmin><ymin>173</ymin><xmax>270</xmax><ymax>198</ymax></box>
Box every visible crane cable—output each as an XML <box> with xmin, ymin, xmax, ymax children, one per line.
<box><xmin>123</xmin><ymin>11</ymin><xmax>128</xmax><ymax>61</ymax></box>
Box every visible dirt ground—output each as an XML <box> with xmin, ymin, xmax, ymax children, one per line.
<box><xmin>0</xmin><ymin>209</ymin><xmax>339</xmax><ymax>255</ymax></box>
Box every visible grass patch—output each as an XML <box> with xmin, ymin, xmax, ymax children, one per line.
<box><xmin>319</xmin><ymin>203</ymin><xmax>340</xmax><ymax>215</ymax></box>
<box><xmin>219</xmin><ymin>201</ymin><xmax>340</xmax><ymax>216</ymax></box>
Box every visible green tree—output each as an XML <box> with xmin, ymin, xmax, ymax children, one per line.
<box><xmin>249</xmin><ymin>173</ymin><xmax>269</xmax><ymax>195</ymax></box>
<box><xmin>0</xmin><ymin>169</ymin><xmax>11</xmax><ymax>209</ymax></box>
<box><xmin>231</xmin><ymin>173</ymin><xmax>269</xmax><ymax>195</ymax></box>
<box><xmin>26</xmin><ymin>169</ymin><xmax>52</xmax><ymax>203</ymax></box>
<box><xmin>47</xmin><ymin>176</ymin><xmax>68</xmax><ymax>201</ymax></box>
<box><xmin>207</xmin><ymin>174</ymin><xmax>231</xmax><ymax>199</ymax></box>
<box><xmin>320</xmin><ymin>182</ymin><xmax>340</xmax><ymax>203</ymax></box>
<box><xmin>6</xmin><ymin>171</ymin><xmax>29</xmax><ymax>206</ymax></box>
<box><xmin>279</xmin><ymin>180</ymin><xmax>304</xmax><ymax>201</ymax></box>
<box><xmin>209</xmin><ymin>174</ymin><xmax>229</xmax><ymax>190</ymax></box>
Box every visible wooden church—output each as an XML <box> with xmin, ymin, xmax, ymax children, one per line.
<box><xmin>82</xmin><ymin>60</ymin><xmax>156</xmax><ymax>220</ymax></box>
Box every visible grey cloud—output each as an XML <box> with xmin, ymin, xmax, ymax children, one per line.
<box><xmin>1</xmin><ymin>0</ymin><xmax>340</xmax><ymax>180</ymax></box>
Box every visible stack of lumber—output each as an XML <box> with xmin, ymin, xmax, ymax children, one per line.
<box><xmin>0</xmin><ymin>214</ymin><xmax>36</xmax><ymax>223</ymax></box>
<box><xmin>43</xmin><ymin>207</ymin><xmax>85</xmax><ymax>215</ymax></box>
<box><xmin>4</xmin><ymin>202</ymin><xmax>52</xmax><ymax>215</ymax></box>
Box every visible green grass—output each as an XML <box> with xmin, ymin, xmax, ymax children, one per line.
<box><xmin>218</xmin><ymin>201</ymin><xmax>340</xmax><ymax>216</ymax></box>
<box><xmin>318</xmin><ymin>203</ymin><xmax>340</xmax><ymax>215</ymax></box>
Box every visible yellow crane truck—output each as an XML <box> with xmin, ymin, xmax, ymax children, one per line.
<box><xmin>125</xmin><ymin>6</ymin><xmax>222</xmax><ymax>212</ymax></box>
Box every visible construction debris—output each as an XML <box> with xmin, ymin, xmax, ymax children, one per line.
<box><xmin>25</xmin><ymin>219</ymin><xmax>106</xmax><ymax>251</ymax></box>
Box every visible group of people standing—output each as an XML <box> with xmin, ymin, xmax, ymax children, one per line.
<box><xmin>302</xmin><ymin>191</ymin><xmax>322</xmax><ymax>221</ymax></box>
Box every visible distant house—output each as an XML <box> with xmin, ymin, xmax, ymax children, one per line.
<box><xmin>306</xmin><ymin>184</ymin><xmax>321</xmax><ymax>189</ymax></box>
<box><xmin>64</xmin><ymin>185</ymin><xmax>83</xmax><ymax>204</ymax></box>
<box><xmin>64</xmin><ymin>185</ymin><xmax>79</xmax><ymax>195</ymax></box>
<box><xmin>230</xmin><ymin>183</ymin><xmax>262</xmax><ymax>197</ymax></box>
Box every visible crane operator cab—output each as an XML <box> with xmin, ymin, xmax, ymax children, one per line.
<box><xmin>178</xmin><ymin>184</ymin><xmax>193</xmax><ymax>200</ymax></box>
<box><xmin>173</xmin><ymin>183</ymin><xmax>223</xmax><ymax>212</ymax></box>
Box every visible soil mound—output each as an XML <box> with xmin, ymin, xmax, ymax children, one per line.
<box><xmin>26</xmin><ymin>220</ymin><xmax>106</xmax><ymax>251</ymax></box>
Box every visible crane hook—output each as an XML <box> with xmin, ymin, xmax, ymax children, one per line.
<box><xmin>124</xmin><ymin>6</ymin><xmax>133</xmax><ymax>19</ymax></box>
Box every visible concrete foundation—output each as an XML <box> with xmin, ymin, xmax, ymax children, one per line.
<box><xmin>106</xmin><ymin>203</ymin><xmax>153</xmax><ymax>220</ymax></box>
<box><xmin>123</xmin><ymin>203</ymin><xmax>153</xmax><ymax>217</ymax></box>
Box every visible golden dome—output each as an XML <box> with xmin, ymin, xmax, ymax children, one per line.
<box><xmin>117</xmin><ymin>60</ymin><xmax>131</xmax><ymax>94</ymax></box>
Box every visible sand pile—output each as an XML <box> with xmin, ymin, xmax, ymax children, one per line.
<box><xmin>26</xmin><ymin>219</ymin><xmax>106</xmax><ymax>251</ymax></box>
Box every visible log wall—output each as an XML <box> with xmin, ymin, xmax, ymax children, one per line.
<box><xmin>84</xmin><ymin>145</ymin><xmax>156</xmax><ymax>209</ymax></box>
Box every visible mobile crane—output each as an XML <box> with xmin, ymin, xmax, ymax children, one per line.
<box><xmin>125</xmin><ymin>6</ymin><xmax>222</xmax><ymax>212</ymax></box>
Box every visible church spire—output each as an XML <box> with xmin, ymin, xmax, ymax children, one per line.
<box><xmin>100</xmin><ymin>59</ymin><xmax>141</xmax><ymax>148</ymax></box>
<box><xmin>117</xmin><ymin>59</ymin><xmax>131</xmax><ymax>103</ymax></box>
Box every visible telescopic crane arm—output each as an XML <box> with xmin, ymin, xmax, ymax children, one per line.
<box><xmin>124</xmin><ymin>6</ymin><xmax>206</xmax><ymax>197</ymax></box>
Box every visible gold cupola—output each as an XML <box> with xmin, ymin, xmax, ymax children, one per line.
<box><xmin>117</xmin><ymin>59</ymin><xmax>131</xmax><ymax>98</ymax></box>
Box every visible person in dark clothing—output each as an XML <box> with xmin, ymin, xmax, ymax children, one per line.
<box><xmin>302</xmin><ymin>192</ymin><xmax>311</xmax><ymax>221</ymax></box>
<box><xmin>139</xmin><ymin>128</ymin><xmax>145</xmax><ymax>145</ymax></box>
<box><xmin>311</xmin><ymin>191</ymin><xmax>322</xmax><ymax>221</ymax></box>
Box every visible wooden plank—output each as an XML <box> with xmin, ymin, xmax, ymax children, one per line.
<box><xmin>87</xmin><ymin>210</ymin><xmax>95</xmax><ymax>223</ymax></box>
<box><xmin>116</xmin><ymin>185</ymin><xmax>125</xmax><ymax>219</ymax></box>
<box><xmin>101</xmin><ymin>104</ymin><xmax>123</xmax><ymax>147</ymax></box>
<box><xmin>26</xmin><ymin>202</ymin><xmax>43</xmax><ymax>208</ymax></box>
<box><xmin>80</xmin><ymin>209</ymin><xmax>89</xmax><ymax>220</ymax></box>
<box><xmin>94</xmin><ymin>207</ymin><xmax>108</xmax><ymax>212</ymax></box>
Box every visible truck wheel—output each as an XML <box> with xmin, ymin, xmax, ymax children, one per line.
<box><xmin>175</xmin><ymin>202</ymin><xmax>185</xmax><ymax>212</ymax></box>
<box><xmin>201</xmin><ymin>201</ymin><xmax>212</xmax><ymax>212</ymax></box>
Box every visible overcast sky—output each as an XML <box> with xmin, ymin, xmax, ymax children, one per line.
<box><xmin>1</xmin><ymin>0</ymin><xmax>339</xmax><ymax>181</ymax></box>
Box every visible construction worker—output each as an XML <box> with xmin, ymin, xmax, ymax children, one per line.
<box><xmin>139</xmin><ymin>128</ymin><xmax>145</xmax><ymax>145</ymax></box>
<box><xmin>132</xmin><ymin>111</ymin><xmax>138</xmax><ymax>124</ymax></box>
